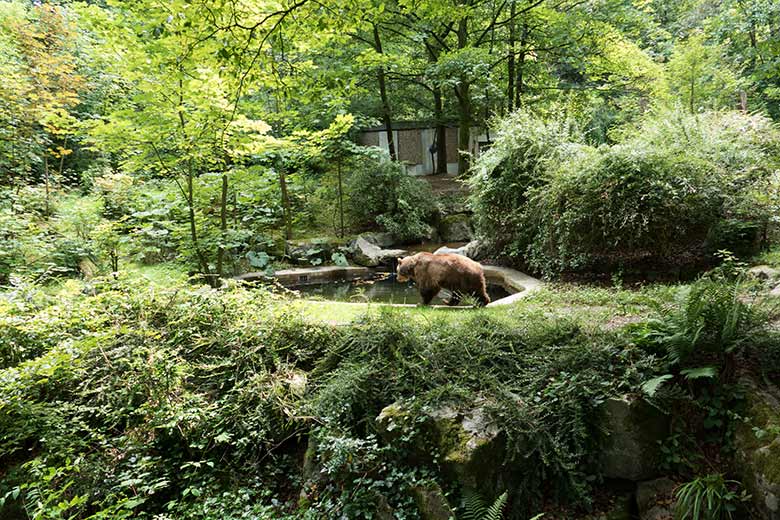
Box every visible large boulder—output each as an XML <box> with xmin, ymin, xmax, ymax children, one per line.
<box><xmin>749</xmin><ymin>265</ymin><xmax>780</xmax><ymax>282</ymax></box>
<box><xmin>359</xmin><ymin>232</ymin><xmax>396</xmax><ymax>248</ymax></box>
<box><xmin>376</xmin><ymin>400</ymin><xmax>504</xmax><ymax>498</ymax></box>
<box><xmin>286</xmin><ymin>238</ymin><xmax>339</xmax><ymax>265</ymax></box>
<box><xmin>735</xmin><ymin>376</ymin><xmax>780</xmax><ymax>520</ymax></box>
<box><xmin>434</xmin><ymin>240</ymin><xmax>484</xmax><ymax>260</ymax></box>
<box><xmin>438</xmin><ymin>214</ymin><xmax>474</xmax><ymax>242</ymax></box>
<box><xmin>636</xmin><ymin>477</ymin><xmax>677</xmax><ymax>520</ymax></box>
<box><xmin>583</xmin><ymin>493</ymin><xmax>634</xmax><ymax>520</ymax></box>
<box><xmin>600</xmin><ymin>396</ymin><xmax>669</xmax><ymax>481</ymax></box>
<box><xmin>350</xmin><ymin>237</ymin><xmax>407</xmax><ymax>267</ymax></box>
<box><xmin>410</xmin><ymin>483</ymin><xmax>455</xmax><ymax>520</ymax></box>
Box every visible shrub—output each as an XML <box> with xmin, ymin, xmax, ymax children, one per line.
<box><xmin>467</xmin><ymin>110</ymin><xmax>584</xmax><ymax>259</ymax></box>
<box><xmin>0</xmin><ymin>277</ymin><xmax>660</xmax><ymax>519</ymax></box>
<box><xmin>470</xmin><ymin>109</ymin><xmax>780</xmax><ymax>276</ymax></box>
<box><xmin>633</xmin><ymin>255</ymin><xmax>770</xmax><ymax>379</ymax></box>
<box><xmin>347</xmin><ymin>150</ymin><xmax>436</xmax><ymax>241</ymax></box>
<box><xmin>675</xmin><ymin>474</ymin><xmax>749</xmax><ymax>520</ymax></box>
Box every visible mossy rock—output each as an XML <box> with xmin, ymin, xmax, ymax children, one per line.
<box><xmin>734</xmin><ymin>376</ymin><xmax>780</xmax><ymax>519</ymax></box>
<box><xmin>376</xmin><ymin>400</ymin><xmax>506</xmax><ymax>499</ymax></box>
<box><xmin>600</xmin><ymin>396</ymin><xmax>668</xmax><ymax>481</ymax></box>
<box><xmin>438</xmin><ymin>214</ymin><xmax>474</xmax><ymax>242</ymax></box>
<box><xmin>411</xmin><ymin>482</ymin><xmax>455</xmax><ymax>520</ymax></box>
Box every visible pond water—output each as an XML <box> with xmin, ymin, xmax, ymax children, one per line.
<box><xmin>290</xmin><ymin>275</ymin><xmax>511</xmax><ymax>305</ymax></box>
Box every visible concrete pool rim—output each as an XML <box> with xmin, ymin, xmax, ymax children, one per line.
<box><xmin>234</xmin><ymin>265</ymin><xmax>543</xmax><ymax>307</ymax></box>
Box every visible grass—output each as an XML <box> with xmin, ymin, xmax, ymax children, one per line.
<box><xmin>31</xmin><ymin>261</ymin><xmax>682</xmax><ymax>329</ymax></box>
<box><xmin>282</xmin><ymin>282</ymin><xmax>674</xmax><ymax>327</ymax></box>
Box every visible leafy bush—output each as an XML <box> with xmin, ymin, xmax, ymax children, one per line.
<box><xmin>0</xmin><ymin>277</ymin><xmax>660</xmax><ymax>519</ymax></box>
<box><xmin>470</xmin><ymin>109</ymin><xmax>780</xmax><ymax>276</ymax></box>
<box><xmin>634</xmin><ymin>256</ymin><xmax>770</xmax><ymax>381</ymax></box>
<box><xmin>347</xmin><ymin>150</ymin><xmax>436</xmax><ymax>241</ymax></box>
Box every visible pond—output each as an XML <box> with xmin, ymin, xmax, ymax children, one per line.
<box><xmin>290</xmin><ymin>274</ymin><xmax>511</xmax><ymax>305</ymax></box>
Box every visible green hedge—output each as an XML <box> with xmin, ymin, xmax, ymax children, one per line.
<box><xmin>469</xmin><ymin>109</ymin><xmax>780</xmax><ymax>276</ymax></box>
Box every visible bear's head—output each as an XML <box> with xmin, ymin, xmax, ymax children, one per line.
<box><xmin>396</xmin><ymin>255</ymin><xmax>418</xmax><ymax>282</ymax></box>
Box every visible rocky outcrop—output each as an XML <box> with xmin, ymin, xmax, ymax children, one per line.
<box><xmin>438</xmin><ymin>214</ymin><xmax>474</xmax><ymax>242</ymax></box>
<box><xmin>600</xmin><ymin>396</ymin><xmax>669</xmax><ymax>481</ymax></box>
<box><xmin>350</xmin><ymin>237</ymin><xmax>407</xmax><ymax>267</ymax></box>
<box><xmin>735</xmin><ymin>376</ymin><xmax>780</xmax><ymax>519</ymax></box>
<box><xmin>286</xmin><ymin>238</ymin><xmax>343</xmax><ymax>265</ymax></box>
<box><xmin>636</xmin><ymin>477</ymin><xmax>677</xmax><ymax>520</ymax></box>
<box><xmin>376</xmin><ymin>400</ymin><xmax>504</xmax><ymax>497</ymax></box>
<box><xmin>434</xmin><ymin>240</ymin><xmax>484</xmax><ymax>260</ymax></box>
<box><xmin>583</xmin><ymin>493</ymin><xmax>633</xmax><ymax>520</ymax></box>
<box><xmin>749</xmin><ymin>265</ymin><xmax>780</xmax><ymax>282</ymax></box>
<box><xmin>410</xmin><ymin>483</ymin><xmax>455</xmax><ymax>520</ymax></box>
<box><xmin>358</xmin><ymin>232</ymin><xmax>396</xmax><ymax>248</ymax></box>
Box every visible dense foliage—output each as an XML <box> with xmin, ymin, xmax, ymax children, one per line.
<box><xmin>471</xmin><ymin>109</ymin><xmax>780</xmax><ymax>276</ymax></box>
<box><xmin>347</xmin><ymin>152</ymin><xmax>436</xmax><ymax>241</ymax></box>
<box><xmin>0</xmin><ymin>276</ymin><xmax>661</xmax><ymax>519</ymax></box>
<box><xmin>2</xmin><ymin>0</ymin><xmax>780</xmax><ymax>518</ymax></box>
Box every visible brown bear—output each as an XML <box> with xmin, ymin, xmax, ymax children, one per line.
<box><xmin>396</xmin><ymin>252</ymin><xmax>490</xmax><ymax>306</ymax></box>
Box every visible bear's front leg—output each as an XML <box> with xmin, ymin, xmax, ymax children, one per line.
<box><xmin>419</xmin><ymin>287</ymin><xmax>438</xmax><ymax>305</ymax></box>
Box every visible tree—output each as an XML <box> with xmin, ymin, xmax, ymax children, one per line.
<box><xmin>667</xmin><ymin>32</ymin><xmax>742</xmax><ymax>113</ymax></box>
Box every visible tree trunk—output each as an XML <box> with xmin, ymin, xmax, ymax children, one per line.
<box><xmin>373</xmin><ymin>24</ymin><xmax>396</xmax><ymax>160</ymax></box>
<box><xmin>507</xmin><ymin>2</ymin><xmax>516</xmax><ymax>113</ymax></box>
<box><xmin>433</xmin><ymin>86</ymin><xmax>448</xmax><ymax>174</ymax></box>
<box><xmin>279</xmin><ymin>167</ymin><xmax>293</xmax><ymax>241</ymax></box>
<box><xmin>337</xmin><ymin>157</ymin><xmax>345</xmax><ymax>237</ymax></box>
<box><xmin>186</xmin><ymin>165</ymin><xmax>213</xmax><ymax>285</ymax></box>
<box><xmin>43</xmin><ymin>155</ymin><xmax>50</xmax><ymax>216</ymax></box>
<box><xmin>177</xmin><ymin>71</ymin><xmax>213</xmax><ymax>285</ymax></box>
<box><xmin>515</xmin><ymin>21</ymin><xmax>528</xmax><ymax>109</ymax></box>
<box><xmin>455</xmin><ymin>14</ymin><xmax>471</xmax><ymax>175</ymax></box>
<box><xmin>216</xmin><ymin>173</ymin><xmax>228</xmax><ymax>278</ymax></box>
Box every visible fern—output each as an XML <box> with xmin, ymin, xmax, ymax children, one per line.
<box><xmin>484</xmin><ymin>492</ymin><xmax>508</xmax><ymax>520</ymax></box>
<box><xmin>460</xmin><ymin>490</ymin><xmax>487</xmax><ymax>520</ymax></box>
<box><xmin>460</xmin><ymin>490</ymin><xmax>508</xmax><ymax>520</ymax></box>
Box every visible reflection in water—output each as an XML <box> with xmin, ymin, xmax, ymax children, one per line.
<box><xmin>290</xmin><ymin>275</ymin><xmax>509</xmax><ymax>305</ymax></box>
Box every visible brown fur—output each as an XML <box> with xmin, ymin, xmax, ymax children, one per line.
<box><xmin>396</xmin><ymin>252</ymin><xmax>490</xmax><ymax>306</ymax></box>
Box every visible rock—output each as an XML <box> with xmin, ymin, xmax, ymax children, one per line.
<box><xmin>461</xmin><ymin>240</ymin><xmax>485</xmax><ymax>260</ymax></box>
<box><xmin>420</xmin><ymin>224</ymin><xmax>441</xmax><ymax>243</ymax></box>
<box><xmin>375</xmin><ymin>494</ymin><xmax>396</xmax><ymax>520</ymax></box>
<box><xmin>636</xmin><ymin>478</ymin><xmax>677</xmax><ymax>520</ymax></box>
<box><xmin>376</xmin><ymin>402</ymin><xmax>412</xmax><ymax>443</ymax></box>
<box><xmin>434</xmin><ymin>245</ymin><xmax>463</xmax><ymax>256</ymax></box>
<box><xmin>359</xmin><ymin>232</ymin><xmax>396</xmax><ymax>248</ymax></box>
<box><xmin>434</xmin><ymin>240</ymin><xmax>484</xmax><ymax>260</ymax></box>
<box><xmin>410</xmin><ymin>483</ymin><xmax>455</xmax><ymax>520</ymax></box>
<box><xmin>286</xmin><ymin>238</ymin><xmax>336</xmax><ymax>266</ymax></box>
<box><xmin>583</xmin><ymin>493</ymin><xmax>634</xmax><ymax>520</ymax></box>
<box><xmin>770</xmin><ymin>285</ymin><xmax>780</xmax><ymax>298</ymax></box>
<box><xmin>376</xmin><ymin>400</ymin><xmax>504</xmax><ymax>497</ymax></box>
<box><xmin>439</xmin><ymin>214</ymin><xmax>473</xmax><ymax>242</ymax></box>
<box><xmin>749</xmin><ymin>265</ymin><xmax>780</xmax><ymax>282</ymax></box>
<box><xmin>600</xmin><ymin>396</ymin><xmax>668</xmax><ymax>481</ymax></box>
<box><xmin>735</xmin><ymin>376</ymin><xmax>780</xmax><ymax>520</ymax></box>
<box><xmin>350</xmin><ymin>237</ymin><xmax>407</xmax><ymax>267</ymax></box>
<box><xmin>298</xmin><ymin>436</ymin><xmax>325</xmax><ymax>508</ymax></box>
<box><xmin>428</xmin><ymin>404</ymin><xmax>503</xmax><ymax>494</ymax></box>
<box><xmin>439</xmin><ymin>200</ymin><xmax>470</xmax><ymax>216</ymax></box>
